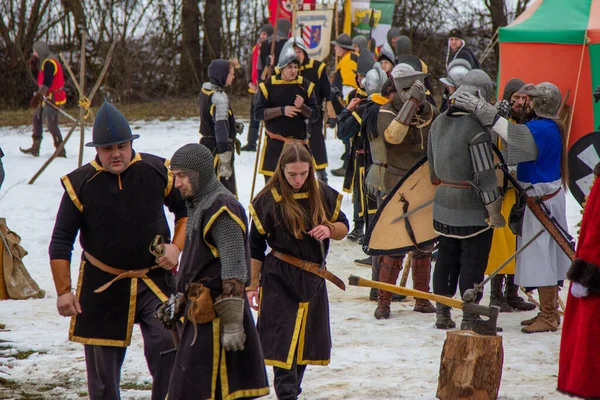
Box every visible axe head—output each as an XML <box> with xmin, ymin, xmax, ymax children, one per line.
<box><xmin>463</xmin><ymin>303</ymin><xmax>500</xmax><ymax>336</ymax></box>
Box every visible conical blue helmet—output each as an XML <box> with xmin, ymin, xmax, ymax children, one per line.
<box><xmin>86</xmin><ymin>101</ymin><xmax>140</xmax><ymax>147</ymax></box>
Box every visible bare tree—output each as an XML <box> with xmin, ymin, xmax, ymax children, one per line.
<box><xmin>180</xmin><ymin>0</ymin><xmax>201</xmax><ymax>92</ymax></box>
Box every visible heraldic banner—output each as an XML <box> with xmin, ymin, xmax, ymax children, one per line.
<box><xmin>343</xmin><ymin>0</ymin><xmax>395</xmax><ymax>46</ymax></box>
<box><xmin>269</xmin><ymin>0</ymin><xmax>316</xmax><ymax>25</ymax></box>
<box><xmin>293</xmin><ymin>3</ymin><xmax>335</xmax><ymax>62</ymax></box>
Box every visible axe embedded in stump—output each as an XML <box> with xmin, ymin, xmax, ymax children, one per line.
<box><xmin>348</xmin><ymin>275</ymin><xmax>500</xmax><ymax>336</ymax></box>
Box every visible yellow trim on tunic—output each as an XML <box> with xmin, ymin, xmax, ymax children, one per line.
<box><xmin>211</xmin><ymin>318</ymin><xmax>220</xmax><ymax>400</ymax></box>
<box><xmin>61</xmin><ymin>175</ymin><xmax>84</xmax><ymax>212</ymax></box>
<box><xmin>69</xmin><ymin>262</ymin><xmax>138</xmax><ymax>347</ymax></box>
<box><xmin>203</xmin><ymin>206</ymin><xmax>247</xmax><ymax>257</ymax></box>
<box><xmin>270</xmin><ymin>187</ymin><xmax>309</xmax><ymax>202</ymax></box>
<box><xmin>307</xmin><ymin>82</ymin><xmax>315</xmax><ymax>99</ymax></box>
<box><xmin>258</xmin><ymin>135</ymin><xmax>271</xmax><ymax>175</ymax></box>
<box><xmin>141</xmin><ymin>276</ymin><xmax>168</xmax><ymax>302</ymax></box>
<box><xmin>220</xmin><ymin>345</ymin><xmax>270</xmax><ymax>400</ymax></box>
<box><xmin>297</xmin><ymin>301</ymin><xmax>329</xmax><ymax>366</ymax></box>
<box><xmin>351</xmin><ymin>111</ymin><xmax>362</xmax><ymax>125</ymax></box>
<box><xmin>248</xmin><ymin>204</ymin><xmax>266</xmax><ymax>236</ymax></box>
<box><xmin>264</xmin><ymin>302</ymin><xmax>307</xmax><ymax>369</ymax></box>
<box><xmin>371</xmin><ymin>93</ymin><xmax>389</xmax><ymax>105</ymax></box>
<box><xmin>331</xmin><ymin>193</ymin><xmax>343</xmax><ymax>222</ymax></box>
<box><xmin>271</xmin><ymin>76</ymin><xmax>304</xmax><ymax>86</ymax></box>
<box><xmin>164</xmin><ymin>159</ymin><xmax>173</xmax><ymax>197</ymax></box>
<box><xmin>42</xmin><ymin>59</ymin><xmax>59</xmax><ymax>76</ymax></box>
<box><xmin>259</xmin><ymin>82</ymin><xmax>268</xmax><ymax>100</ymax></box>
<box><xmin>202</xmin><ymin>87</ymin><xmax>215</xmax><ymax>96</ymax></box>
<box><xmin>90</xmin><ymin>152</ymin><xmax>142</xmax><ymax>172</ymax></box>
<box><xmin>317</xmin><ymin>62</ymin><xmax>326</xmax><ymax>78</ymax></box>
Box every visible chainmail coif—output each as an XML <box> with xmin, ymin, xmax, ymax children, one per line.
<box><xmin>502</xmin><ymin>78</ymin><xmax>525</xmax><ymax>102</ymax></box>
<box><xmin>171</xmin><ymin>143</ymin><xmax>246</xmax><ymax>282</ymax></box>
<box><xmin>171</xmin><ymin>143</ymin><xmax>234</xmax><ymax>239</ymax></box>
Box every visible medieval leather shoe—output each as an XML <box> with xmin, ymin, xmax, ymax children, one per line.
<box><xmin>489</xmin><ymin>275</ymin><xmax>512</xmax><ymax>313</ymax></box>
<box><xmin>354</xmin><ymin>256</ymin><xmax>371</xmax><ymax>267</ymax></box>
<box><xmin>20</xmin><ymin>139</ymin><xmax>41</xmax><ymax>157</ymax></box>
<box><xmin>435</xmin><ymin>303</ymin><xmax>456</xmax><ymax>329</ymax></box>
<box><xmin>330</xmin><ymin>166</ymin><xmax>346</xmax><ymax>177</ymax></box>
<box><xmin>505</xmin><ymin>275</ymin><xmax>536</xmax><ymax>311</ymax></box>
<box><xmin>522</xmin><ymin>286</ymin><xmax>559</xmax><ymax>333</ymax></box>
<box><xmin>347</xmin><ymin>222</ymin><xmax>364</xmax><ymax>241</ymax></box>
<box><xmin>240</xmin><ymin>143</ymin><xmax>256</xmax><ymax>152</ymax></box>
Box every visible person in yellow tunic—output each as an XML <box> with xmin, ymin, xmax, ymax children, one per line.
<box><xmin>485</xmin><ymin>78</ymin><xmax>536</xmax><ymax>312</ymax></box>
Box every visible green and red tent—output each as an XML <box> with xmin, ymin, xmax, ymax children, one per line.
<box><xmin>499</xmin><ymin>0</ymin><xmax>600</xmax><ymax>149</ymax></box>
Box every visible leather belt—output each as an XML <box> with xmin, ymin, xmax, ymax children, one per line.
<box><xmin>266</xmin><ymin>130</ymin><xmax>309</xmax><ymax>145</ymax></box>
<box><xmin>440</xmin><ymin>180</ymin><xmax>471</xmax><ymax>189</ymax></box>
<box><xmin>270</xmin><ymin>250</ymin><xmax>345</xmax><ymax>290</ymax></box>
<box><xmin>355</xmin><ymin>149</ymin><xmax>367</xmax><ymax>155</ymax></box>
<box><xmin>374</xmin><ymin>162</ymin><xmax>406</xmax><ymax>176</ymax></box>
<box><xmin>84</xmin><ymin>251</ymin><xmax>162</xmax><ymax>293</ymax></box>
<box><xmin>540</xmin><ymin>187</ymin><xmax>561</xmax><ymax>202</ymax></box>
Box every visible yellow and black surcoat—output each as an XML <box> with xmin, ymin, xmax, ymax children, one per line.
<box><xmin>254</xmin><ymin>75</ymin><xmax>319</xmax><ymax>176</ymax></box>
<box><xmin>168</xmin><ymin>195</ymin><xmax>270</xmax><ymax>400</ymax></box>
<box><xmin>198</xmin><ymin>85</ymin><xmax>239</xmax><ymax>196</ymax></box>
<box><xmin>249</xmin><ymin>184</ymin><xmax>349</xmax><ymax>369</ymax></box>
<box><xmin>298</xmin><ymin>58</ymin><xmax>331</xmax><ymax>169</ymax></box>
<box><xmin>50</xmin><ymin>152</ymin><xmax>187</xmax><ymax>346</ymax></box>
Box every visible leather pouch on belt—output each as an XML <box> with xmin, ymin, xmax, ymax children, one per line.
<box><xmin>186</xmin><ymin>282</ymin><xmax>217</xmax><ymax>324</ymax></box>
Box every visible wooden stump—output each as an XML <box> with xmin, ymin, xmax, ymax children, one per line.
<box><xmin>436</xmin><ymin>330</ymin><xmax>503</xmax><ymax>400</ymax></box>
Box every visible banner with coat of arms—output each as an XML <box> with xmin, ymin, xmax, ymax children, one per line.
<box><xmin>293</xmin><ymin>4</ymin><xmax>334</xmax><ymax>62</ymax></box>
<box><xmin>343</xmin><ymin>0</ymin><xmax>395</xmax><ymax>46</ymax></box>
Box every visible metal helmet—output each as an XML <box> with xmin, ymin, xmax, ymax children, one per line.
<box><xmin>364</xmin><ymin>62</ymin><xmax>388</xmax><ymax>96</ymax></box>
<box><xmin>449</xmin><ymin>69</ymin><xmax>494</xmax><ymax>102</ymax></box>
<box><xmin>378</xmin><ymin>42</ymin><xmax>395</xmax><ymax>64</ymax></box>
<box><xmin>391</xmin><ymin>63</ymin><xmax>426</xmax><ymax>92</ymax></box>
<box><xmin>387</xmin><ymin>27</ymin><xmax>401</xmax><ymax>46</ymax></box>
<box><xmin>356</xmin><ymin>49</ymin><xmax>376</xmax><ymax>76</ymax></box>
<box><xmin>277</xmin><ymin>40</ymin><xmax>299</xmax><ymax>69</ymax></box>
<box><xmin>290</xmin><ymin>37</ymin><xmax>308</xmax><ymax>53</ymax></box>
<box><xmin>352</xmin><ymin>35</ymin><xmax>368</xmax><ymax>51</ymax></box>
<box><xmin>395</xmin><ymin>36</ymin><xmax>411</xmax><ymax>56</ymax></box>
<box><xmin>439</xmin><ymin>58</ymin><xmax>471</xmax><ymax>87</ymax></box>
<box><xmin>519</xmin><ymin>82</ymin><xmax>562</xmax><ymax>118</ymax></box>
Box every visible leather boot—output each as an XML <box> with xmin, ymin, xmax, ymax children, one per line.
<box><xmin>435</xmin><ymin>302</ymin><xmax>456</xmax><ymax>329</ymax></box>
<box><xmin>505</xmin><ymin>275</ymin><xmax>535</xmax><ymax>311</ymax></box>
<box><xmin>489</xmin><ymin>275</ymin><xmax>512</xmax><ymax>312</ymax></box>
<box><xmin>347</xmin><ymin>221</ymin><xmax>364</xmax><ymax>241</ymax></box>
<box><xmin>52</xmin><ymin>135</ymin><xmax>66</xmax><ymax>158</ymax></box>
<box><xmin>20</xmin><ymin>138</ymin><xmax>41</xmax><ymax>157</ymax></box>
<box><xmin>374</xmin><ymin>256</ymin><xmax>401</xmax><ymax>319</ymax></box>
<box><xmin>411</xmin><ymin>255</ymin><xmax>435</xmax><ymax>313</ymax></box>
<box><xmin>330</xmin><ymin>166</ymin><xmax>346</xmax><ymax>177</ymax></box>
<box><xmin>521</xmin><ymin>286</ymin><xmax>559</xmax><ymax>333</ymax></box>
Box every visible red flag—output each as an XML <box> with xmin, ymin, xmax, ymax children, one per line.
<box><xmin>268</xmin><ymin>0</ymin><xmax>315</xmax><ymax>26</ymax></box>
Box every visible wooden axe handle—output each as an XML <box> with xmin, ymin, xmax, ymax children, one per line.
<box><xmin>348</xmin><ymin>275</ymin><xmax>464</xmax><ymax>309</ymax></box>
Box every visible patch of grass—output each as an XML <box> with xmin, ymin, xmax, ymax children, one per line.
<box><xmin>0</xmin><ymin>96</ymin><xmax>252</xmax><ymax>127</ymax></box>
<box><xmin>0</xmin><ymin>346</ymin><xmax>46</xmax><ymax>360</ymax></box>
<box><xmin>121</xmin><ymin>382</ymin><xmax>152</xmax><ymax>391</ymax></box>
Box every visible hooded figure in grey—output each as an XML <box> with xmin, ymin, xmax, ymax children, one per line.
<box><xmin>352</xmin><ymin>35</ymin><xmax>368</xmax><ymax>52</ymax></box>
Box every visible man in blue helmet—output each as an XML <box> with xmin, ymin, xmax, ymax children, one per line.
<box><xmin>48</xmin><ymin>101</ymin><xmax>188</xmax><ymax>400</ymax></box>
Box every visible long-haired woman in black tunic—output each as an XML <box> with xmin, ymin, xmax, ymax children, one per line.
<box><xmin>247</xmin><ymin>142</ymin><xmax>349</xmax><ymax>399</ymax></box>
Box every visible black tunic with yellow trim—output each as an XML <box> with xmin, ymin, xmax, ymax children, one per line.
<box><xmin>298</xmin><ymin>58</ymin><xmax>331</xmax><ymax>169</ymax></box>
<box><xmin>341</xmin><ymin>96</ymin><xmax>385</xmax><ymax>218</ymax></box>
<box><xmin>198</xmin><ymin>86</ymin><xmax>239</xmax><ymax>196</ymax></box>
<box><xmin>249</xmin><ymin>184</ymin><xmax>349</xmax><ymax>369</ymax></box>
<box><xmin>49</xmin><ymin>152</ymin><xmax>187</xmax><ymax>347</ymax></box>
<box><xmin>254</xmin><ymin>75</ymin><xmax>319</xmax><ymax>176</ymax></box>
<box><xmin>168</xmin><ymin>195</ymin><xmax>269</xmax><ymax>400</ymax></box>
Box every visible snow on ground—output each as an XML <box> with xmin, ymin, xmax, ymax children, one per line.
<box><xmin>0</xmin><ymin>117</ymin><xmax>579</xmax><ymax>399</ymax></box>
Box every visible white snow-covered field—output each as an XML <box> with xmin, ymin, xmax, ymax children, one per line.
<box><xmin>0</xmin><ymin>117</ymin><xmax>580</xmax><ymax>399</ymax></box>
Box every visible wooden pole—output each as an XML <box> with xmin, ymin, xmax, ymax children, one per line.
<box><xmin>249</xmin><ymin>121</ymin><xmax>265</xmax><ymax>202</ymax></box>
<box><xmin>29</xmin><ymin>39</ymin><xmax>118</xmax><ymax>184</ymax></box>
<box><xmin>398</xmin><ymin>253</ymin><xmax>412</xmax><ymax>287</ymax></box>
<box><xmin>334</xmin><ymin>0</ymin><xmax>339</xmax><ymax>69</ymax></box>
<box><xmin>291</xmin><ymin>0</ymin><xmax>297</xmax><ymax>37</ymax></box>
<box><xmin>78</xmin><ymin>32</ymin><xmax>87</xmax><ymax>167</ymax></box>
